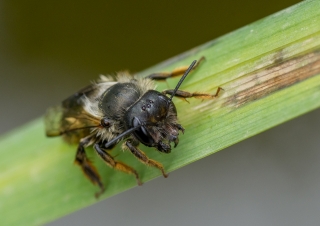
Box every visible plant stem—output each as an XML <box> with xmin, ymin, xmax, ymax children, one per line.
<box><xmin>1</xmin><ymin>0</ymin><xmax>320</xmax><ymax>225</ymax></box>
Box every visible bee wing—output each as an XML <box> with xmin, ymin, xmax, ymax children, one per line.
<box><xmin>45</xmin><ymin>84</ymin><xmax>101</xmax><ymax>137</ymax></box>
<box><xmin>44</xmin><ymin>105</ymin><xmax>65</xmax><ymax>137</ymax></box>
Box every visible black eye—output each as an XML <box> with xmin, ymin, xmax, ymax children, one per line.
<box><xmin>101</xmin><ymin>118</ymin><xmax>111</xmax><ymax>127</ymax></box>
<box><xmin>147</xmin><ymin>104</ymin><xmax>151</xmax><ymax>108</ymax></box>
<box><xmin>142</xmin><ymin>105</ymin><xmax>146</xmax><ymax>111</ymax></box>
<box><xmin>158</xmin><ymin>95</ymin><xmax>169</xmax><ymax>104</ymax></box>
<box><xmin>132</xmin><ymin>117</ymin><xmax>154</xmax><ymax>146</ymax></box>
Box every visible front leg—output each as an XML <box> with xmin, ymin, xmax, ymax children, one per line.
<box><xmin>162</xmin><ymin>87</ymin><xmax>224</xmax><ymax>102</ymax></box>
<box><xmin>147</xmin><ymin>56</ymin><xmax>205</xmax><ymax>81</ymax></box>
<box><xmin>123</xmin><ymin>139</ymin><xmax>169</xmax><ymax>178</ymax></box>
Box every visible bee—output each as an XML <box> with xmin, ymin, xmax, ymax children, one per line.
<box><xmin>45</xmin><ymin>59</ymin><xmax>222</xmax><ymax>197</ymax></box>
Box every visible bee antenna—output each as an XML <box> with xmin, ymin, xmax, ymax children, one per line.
<box><xmin>170</xmin><ymin>60</ymin><xmax>197</xmax><ymax>101</ymax></box>
<box><xmin>104</xmin><ymin>125</ymin><xmax>142</xmax><ymax>148</ymax></box>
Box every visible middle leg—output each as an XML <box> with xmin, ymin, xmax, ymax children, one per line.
<box><xmin>94</xmin><ymin>143</ymin><xmax>142</xmax><ymax>186</ymax></box>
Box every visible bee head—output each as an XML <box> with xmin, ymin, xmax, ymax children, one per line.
<box><xmin>133</xmin><ymin>90</ymin><xmax>174</xmax><ymax>123</ymax></box>
<box><xmin>125</xmin><ymin>90</ymin><xmax>181</xmax><ymax>152</ymax></box>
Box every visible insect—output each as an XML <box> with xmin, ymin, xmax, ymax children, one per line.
<box><xmin>45</xmin><ymin>58</ymin><xmax>222</xmax><ymax>197</ymax></box>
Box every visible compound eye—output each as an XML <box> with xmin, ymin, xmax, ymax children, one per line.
<box><xmin>132</xmin><ymin>117</ymin><xmax>141</xmax><ymax>127</ymax></box>
<box><xmin>132</xmin><ymin>117</ymin><xmax>148</xmax><ymax>134</ymax></box>
<box><xmin>132</xmin><ymin>117</ymin><xmax>154</xmax><ymax>146</ymax></box>
<box><xmin>101</xmin><ymin>118</ymin><xmax>111</xmax><ymax>127</ymax></box>
<box><xmin>158</xmin><ymin>95</ymin><xmax>169</xmax><ymax>104</ymax></box>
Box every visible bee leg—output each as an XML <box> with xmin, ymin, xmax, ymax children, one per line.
<box><xmin>147</xmin><ymin>56</ymin><xmax>205</xmax><ymax>81</ymax></box>
<box><xmin>162</xmin><ymin>87</ymin><xmax>224</xmax><ymax>101</ymax></box>
<box><xmin>124</xmin><ymin>139</ymin><xmax>169</xmax><ymax>178</ymax></box>
<box><xmin>93</xmin><ymin>143</ymin><xmax>142</xmax><ymax>186</ymax></box>
<box><xmin>75</xmin><ymin>141</ymin><xmax>105</xmax><ymax>198</ymax></box>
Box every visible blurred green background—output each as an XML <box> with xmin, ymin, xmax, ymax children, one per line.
<box><xmin>4</xmin><ymin>1</ymin><xmax>320</xmax><ymax>226</ymax></box>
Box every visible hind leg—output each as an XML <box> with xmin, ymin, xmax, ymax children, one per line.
<box><xmin>75</xmin><ymin>138</ymin><xmax>105</xmax><ymax>198</ymax></box>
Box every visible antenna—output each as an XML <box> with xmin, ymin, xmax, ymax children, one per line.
<box><xmin>104</xmin><ymin>125</ymin><xmax>141</xmax><ymax>148</ymax></box>
<box><xmin>169</xmin><ymin>60</ymin><xmax>197</xmax><ymax>101</ymax></box>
